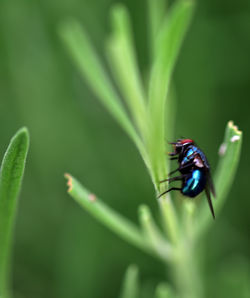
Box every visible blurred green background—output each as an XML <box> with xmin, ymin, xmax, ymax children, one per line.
<box><xmin>0</xmin><ymin>0</ymin><xmax>249</xmax><ymax>297</ymax></box>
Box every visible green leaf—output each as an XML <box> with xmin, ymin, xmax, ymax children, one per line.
<box><xmin>65</xmin><ymin>174</ymin><xmax>159</xmax><ymax>259</ymax></box>
<box><xmin>154</xmin><ymin>282</ymin><xmax>175</xmax><ymax>298</ymax></box>
<box><xmin>147</xmin><ymin>0</ymin><xmax>168</xmax><ymax>60</ymax></box>
<box><xmin>147</xmin><ymin>0</ymin><xmax>195</xmax><ymax>189</ymax></box>
<box><xmin>107</xmin><ymin>4</ymin><xmax>147</xmax><ymax>138</ymax></box>
<box><xmin>0</xmin><ymin>128</ymin><xmax>29</xmax><ymax>298</ymax></box>
<box><xmin>119</xmin><ymin>265</ymin><xmax>140</xmax><ymax>298</ymax></box>
<box><xmin>59</xmin><ymin>20</ymin><xmax>148</xmax><ymax>166</ymax></box>
<box><xmin>195</xmin><ymin>121</ymin><xmax>243</xmax><ymax>237</ymax></box>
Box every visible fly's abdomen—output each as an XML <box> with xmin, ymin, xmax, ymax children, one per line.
<box><xmin>182</xmin><ymin>169</ymin><xmax>206</xmax><ymax>197</ymax></box>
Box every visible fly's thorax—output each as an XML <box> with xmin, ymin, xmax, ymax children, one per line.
<box><xmin>180</xmin><ymin>145</ymin><xmax>209</xmax><ymax>169</ymax></box>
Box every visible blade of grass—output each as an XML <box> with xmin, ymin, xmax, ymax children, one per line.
<box><xmin>65</xmin><ymin>174</ymin><xmax>160</xmax><ymax>259</ymax></box>
<box><xmin>138</xmin><ymin>205</ymin><xmax>173</xmax><ymax>262</ymax></box>
<box><xmin>0</xmin><ymin>128</ymin><xmax>29</xmax><ymax>298</ymax></box>
<box><xmin>119</xmin><ymin>265</ymin><xmax>139</xmax><ymax>298</ymax></box>
<box><xmin>147</xmin><ymin>0</ymin><xmax>195</xmax><ymax>189</ymax></box>
<box><xmin>107</xmin><ymin>4</ymin><xmax>147</xmax><ymax>138</ymax></box>
<box><xmin>195</xmin><ymin>121</ymin><xmax>242</xmax><ymax>238</ymax></box>
<box><xmin>59</xmin><ymin>21</ymin><xmax>148</xmax><ymax>167</ymax></box>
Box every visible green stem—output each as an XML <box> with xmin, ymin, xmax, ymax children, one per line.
<box><xmin>172</xmin><ymin>202</ymin><xmax>204</xmax><ymax>298</ymax></box>
<box><xmin>158</xmin><ymin>195</ymin><xmax>179</xmax><ymax>245</ymax></box>
<box><xmin>138</xmin><ymin>205</ymin><xmax>173</xmax><ymax>262</ymax></box>
<box><xmin>172</xmin><ymin>243</ymin><xmax>204</xmax><ymax>298</ymax></box>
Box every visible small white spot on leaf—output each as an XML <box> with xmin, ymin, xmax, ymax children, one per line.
<box><xmin>219</xmin><ymin>143</ymin><xmax>227</xmax><ymax>156</ymax></box>
<box><xmin>230</xmin><ymin>135</ymin><xmax>240</xmax><ymax>143</ymax></box>
<box><xmin>88</xmin><ymin>193</ymin><xmax>96</xmax><ymax>202</ymax></box>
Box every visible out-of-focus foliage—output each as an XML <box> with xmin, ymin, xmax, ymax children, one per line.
<box><xmin>0</xmin><ymin>0</ymin><xmax>249</xmax><ymax>297</ymax></box>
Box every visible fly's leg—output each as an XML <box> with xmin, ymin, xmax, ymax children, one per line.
<box><xmin>169</xmin><ymin>160</ymin><xmax>195</xmax><ymax>176</ymax></box>
<box><xmin>160</xmin><ymin>175</ymin><xmax>185</xmax><ymax>184</ymax></box>
<box><xmin>158</xmin><ymin>187</ymin><xmax>182</xmax><ymax>198</ymax></box>
<box><xmin>170</xmin><ymin>157</ymin><xmax>178</xmax><ymax>160</ymax></box>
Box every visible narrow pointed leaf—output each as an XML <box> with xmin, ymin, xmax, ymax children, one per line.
<box><xmin>107</xmin><ymin>4</ymin><xmax>147</xmax><ymax>137</ymax></box>
<box><xmin>147</xmin><ymin>0</ymin><xmax>167</xmax><ymax>60</ymax></box>
<box><xmin>119</xmin><ymin>265</ymin><xmax>140</xmax><ymax>298</ymax></box>
<box><xmin>65</xmin><ymin>174</ymin><xmax>158</xmax><ymax>258</ymax></box>
<box><xmin>154</xmin><ymin>282</ymin><xmax>175</xmax><ymax>298</ymax></box>
<box><xmin>0</xmin><ymin>128</ymin><xmax>29</xmax><ymax>298</ymax></box>
<box><xmin>195</xmin><ymin>121</ymin><xmax>242</xmax><ymax>237</ymax></box>
<box><xmin>59</xmin><ymin>21</ymin><xmax>147</xmax><ymax>164</ymax></box>
<box><xmin>147</xmin><ymin>0</ymin><xmax>194</xmax><ymax>189</ymax></box>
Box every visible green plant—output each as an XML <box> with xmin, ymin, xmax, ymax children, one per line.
<box><xmin>0</xmin><ymin>128</ymin><xmax>29</xmax><ymax>298</ymax></box>
<box><xmin>60</xmin><ymin>0</ymin><xmax>243</xmax><ymax>297</ymax></box>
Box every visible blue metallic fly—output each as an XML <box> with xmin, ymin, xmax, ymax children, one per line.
<box><xmin>159</xmin><ymin>139</ymin><xmax>216</xmax><ymax>219</ymax></box>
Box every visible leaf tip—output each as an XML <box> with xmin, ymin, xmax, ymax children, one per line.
<box><xmin>155</xmin><ymin>282</ymin><xmax>174</xmax><ymax>298</ymax></box>
<box><xmin>110</xmin><ymin>2</ymin><xmax>127</xmax><ymax>17</ymax></box>
<box><xmin>138</xmin><ymin>204</ymin><xmax>150</xmax><ymax>221</ymax></box>
<box><xmin>18</xmin><ymin>126</ymin><xmax>29</xmax><ymax>134</ymax></box>
<box><xmin>228</xmin><ymin>120</ymin><xmax>242</xmax><ymax>136</ymax></box>
<box><xmin>64</xmin><ymin>173</ymin><xmax>73</xmax><ymax>192</ymax></box>
<box><xmin>123</xmin><ymin>263</ymin><xmax>139</xmax><ymax>283</ymax></box>
<box><xmin>15</xmin><ymin>126</ymin><xmax>30</xmax><ymax>142</ymax></box>
<box><xmin>126</xmin><ymin>263</ymin><xmax>138</xmax><ymax>274</ymax></box>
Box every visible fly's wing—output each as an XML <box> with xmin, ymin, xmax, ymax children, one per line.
<box><xmin>205</xmin><ymin>185</ymin><xmax>215</xmax><ymax>219</ymax></box>
<box><xmin>207</xmin><ymin>171</ymin><xmax>216</xmax><ymax>197</ymax></box>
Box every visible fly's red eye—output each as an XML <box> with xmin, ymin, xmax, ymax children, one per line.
<box><xmin>180</xmin><ymin>139</ymin><xmax>194</xmax><ymax>145</ymax></box>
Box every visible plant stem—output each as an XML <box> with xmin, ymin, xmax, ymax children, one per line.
<box><xmin>171</xmin><ymin>202</ymin><xmax>203</xmax><ymax>298</ymax></box>
<box><xmin>138</xmin><ymin>205</ymin><xmax>173</xmax><ymax>262</ymax></box>
<box><xmin>158</xmin><ymin>195</ymin><xmax>179</xmax><ymax>245</ymax></box>
<box><xmin>172</xmin><ymin>242</ymin><xmax>204</xmax><ymax>298</ymax></box>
